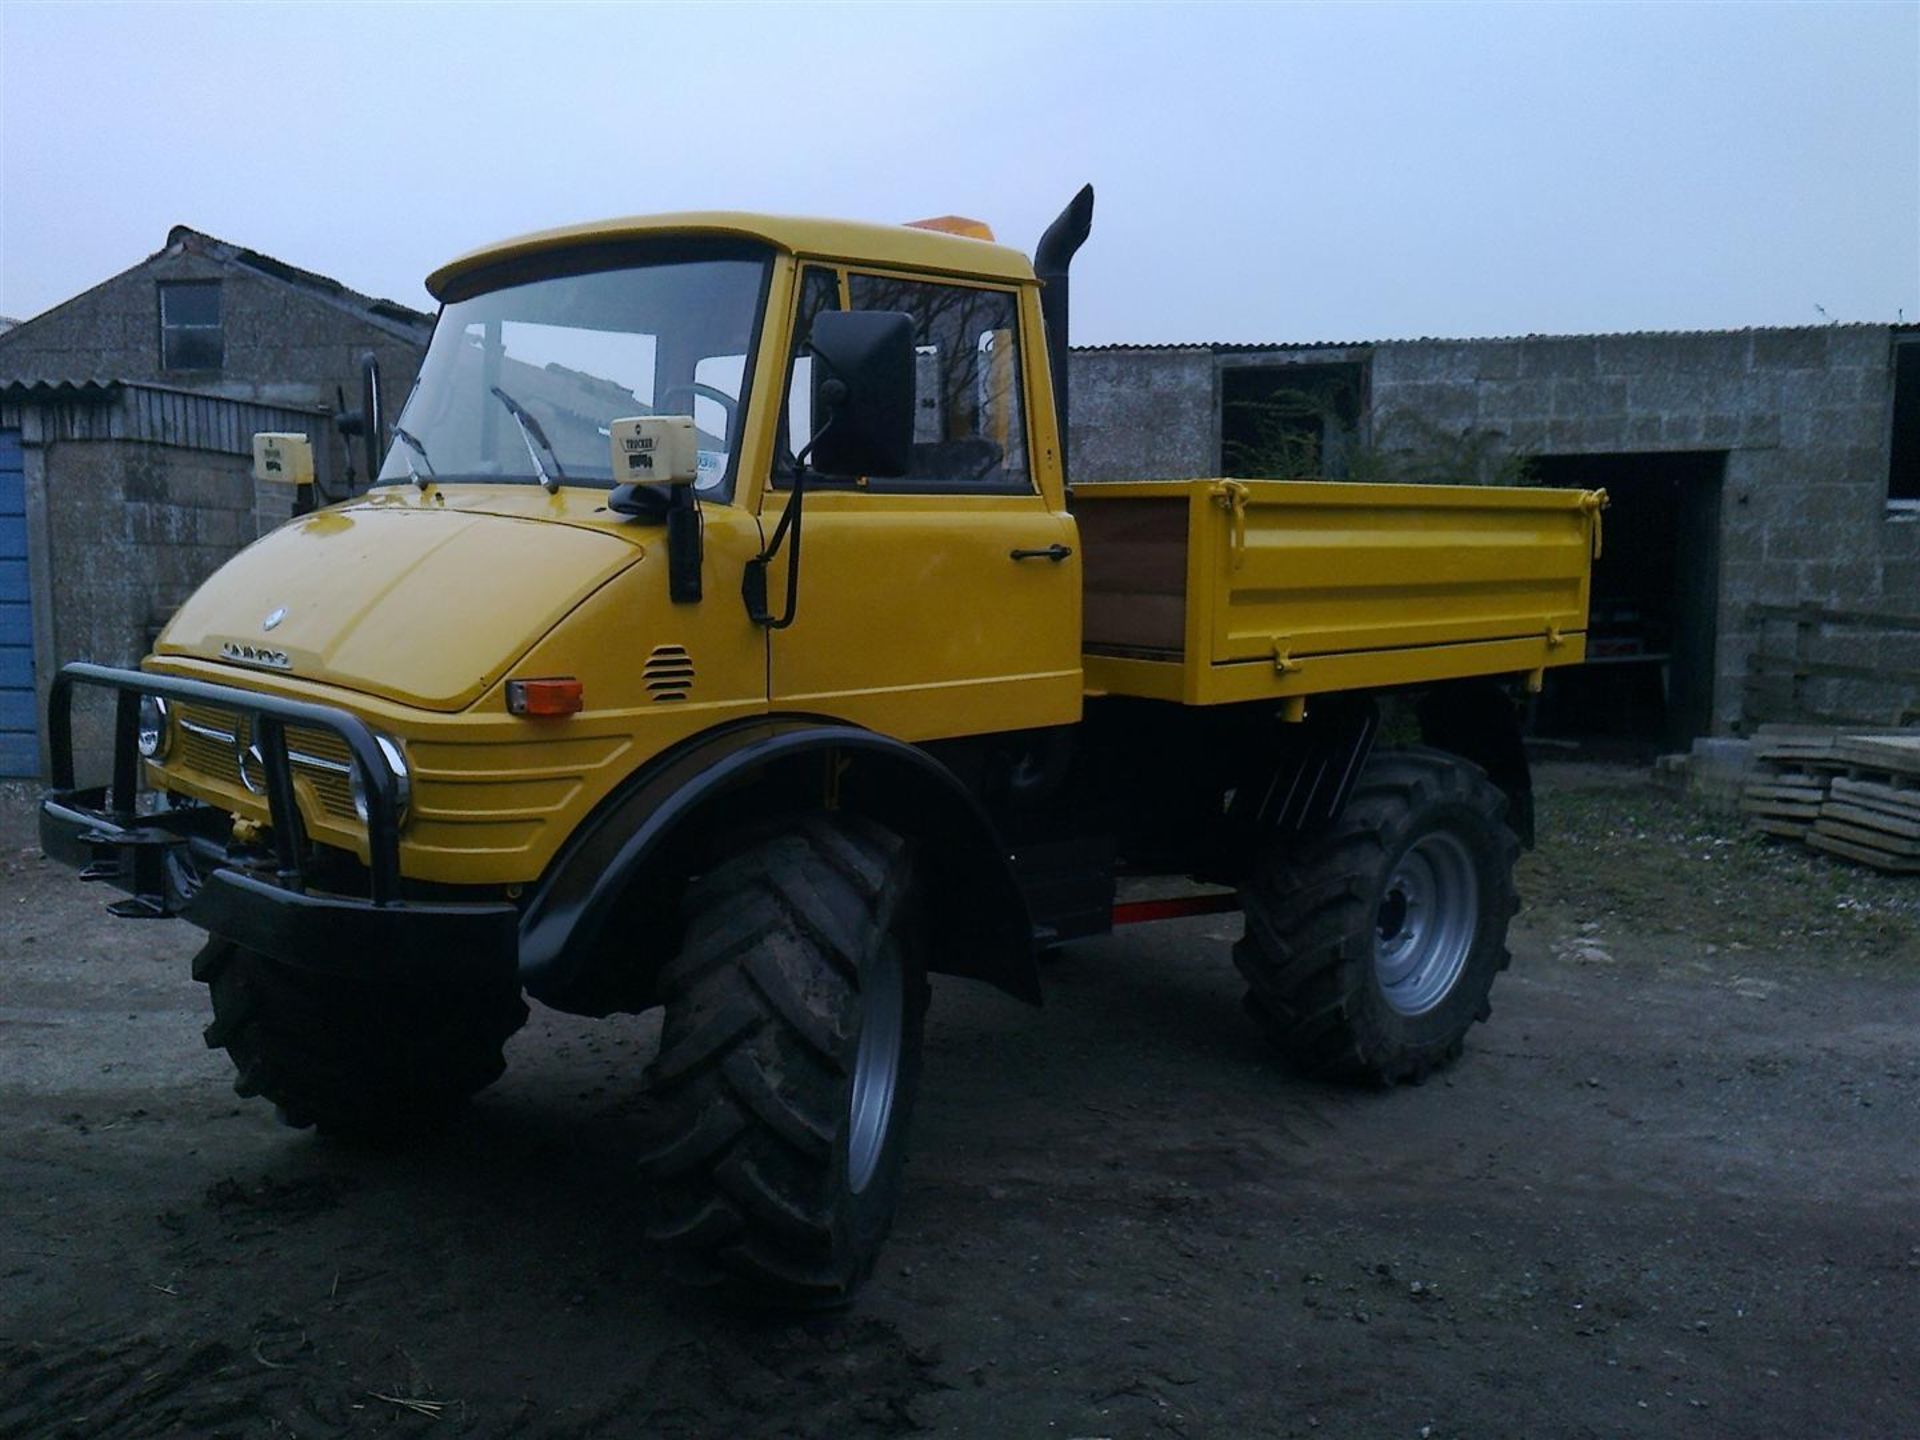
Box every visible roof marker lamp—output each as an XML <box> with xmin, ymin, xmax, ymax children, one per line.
<box><xmin>507</xmin><ymin>677</ymin><xmax>585</xmax><ymax>718</ymax></box>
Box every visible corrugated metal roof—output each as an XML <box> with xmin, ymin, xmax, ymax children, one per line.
<box><xmin>0</xmin><ymin>379</ymin><xmax>327</xmax><ymax>454</ymax></box>
<box><xmin>1071</xmin><ymin>321</ymin><xmax>1896</xmax><ymax>353</ymax></box>
<box><xmin>0</xmin><ymin>378</ymin><xmax>120</xmax><ymax>403</ymax></box>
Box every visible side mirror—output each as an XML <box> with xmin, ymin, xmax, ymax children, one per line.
<box><xmin>807</xmin><ymin>311</ymin><xmax>915</xmax><ymax>479</ymax></box>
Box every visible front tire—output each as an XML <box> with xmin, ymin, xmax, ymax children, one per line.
<box><xmin>640</xmin><ymin>814</ymin><xmax>927</xmax><ymax>1307</ymax></box>
<box><xmin>194</xmin><ymin>938</ymin><xmax>528</xmax><ymax>1139</ymax></box>
<box><xmin>1234</xmin><ymin>747</ymin><xmax>1519</xmax><ymax>1084</ymax></box>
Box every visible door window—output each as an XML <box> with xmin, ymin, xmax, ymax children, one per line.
<box><xmin>845</xmin><ymin>274</ymin><xmax>1031</xmax><ymax>494</ymax></box>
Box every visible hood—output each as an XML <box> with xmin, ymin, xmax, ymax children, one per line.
<box><xmin>156</xmin><ymin>503</ymin><xmax>644</xmax><ymax>711</ymax></box>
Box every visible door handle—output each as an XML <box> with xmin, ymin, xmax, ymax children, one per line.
<box><xmin>1010</xmin><ymin>544</ymin><xmax>1073</xmax><ymax>562</ymax></box>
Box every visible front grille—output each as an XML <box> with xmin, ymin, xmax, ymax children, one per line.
<box><xmin>170</xmin><ymin>704</ymin><xmax>358</xmax><ymax>821</ymax></box>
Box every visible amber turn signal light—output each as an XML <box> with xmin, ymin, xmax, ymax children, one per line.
<box><xmin>506</xmin><ymin>677</ymin><xmax>584</xmax><ymax>717</ymax></box>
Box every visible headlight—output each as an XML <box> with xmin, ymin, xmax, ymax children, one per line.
<box><xmin>137</xmin><ymin>695</ymin><xmax>170</xmax><ymax>759</ymax></box>
<box><xmin>349</xmin><ymin>734</ymin><xmax>411</xmax><ymax>825</ymax></box>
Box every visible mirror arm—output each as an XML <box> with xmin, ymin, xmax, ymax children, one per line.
<box><xmin>331</xmin><ymin>383</ymin><xmax>359</xmax><ymax>500</ymax></box>
<box><xmin>743</xmin><ymin>409</ymin><xmax>837</xmax><ymax>629</ymax></box>
<box><xmin>743</xmin><ymin>467</ymin><xmax>805</xmax><ymax>629</ymax></box>
<box><xmin>607</xmin><ymin>482</ymin><xmax>670</xmax><ymax>520</ymax></box>
<box><xmin>608</xmin><ymin>481</ymin><xmax>704</xmax><ymax>606</ymax></box>
<box><xmin>666</xmin><ymin>485</ymin><xmax>703</xmax><ymax>605</ymax></box>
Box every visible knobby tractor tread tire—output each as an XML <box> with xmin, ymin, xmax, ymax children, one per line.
<box><xmin>1234</xmin><ymin>746</ymin><xmax>1520</xmax><ymax>1086</ymax></box>
<box><xmin>193</xmin><ymin>938</ymin><xmax>528</xmax><ymax>1140</ymax></box>
<box><xmin>639</xmin><ymin>814</ymin><xmax>928</xmax><ymax>1308</ymax></box>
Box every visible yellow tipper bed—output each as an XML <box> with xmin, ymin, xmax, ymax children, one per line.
<box><xmin>1075</xmin><ymin>478</ymin><xmax>1606</xmax><ymax>707</ymax></box>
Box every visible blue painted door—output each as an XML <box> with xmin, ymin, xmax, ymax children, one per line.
<box><xmin>0</xmin><ymin>429</ymin><xmax>36</xmax><ymax>776</ymax></box>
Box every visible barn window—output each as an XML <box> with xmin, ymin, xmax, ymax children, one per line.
<box><xmin>159</xmin><ymin>281</ymin><xmax>223</xmax><ymax>371</ymax></box>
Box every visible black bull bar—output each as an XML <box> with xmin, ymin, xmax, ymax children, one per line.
<box><xmin>39</xmin><ymin>663</ymin><xmax>518</xmax><ymax>981</ymax></box>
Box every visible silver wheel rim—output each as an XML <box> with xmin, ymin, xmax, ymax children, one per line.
<box><xmin>847</xmin><ymin>944</ymin><xmax>904</xmax><ymax>1196</ymax></box>
<box><xmin>1374</xmin><ymin>831</ymin><xmax>1479</xmax><ymax>1016</ymax></box>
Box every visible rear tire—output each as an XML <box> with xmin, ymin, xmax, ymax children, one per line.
<box><xmin>1234</xmin><ymin>747</ymin><xmax>1518</xmax><ymax>1084</ymax></box>
<box><xmin>640</xmin><ymin>814</ymin><xmax>927</xmax><ymax>1307</ymax></box>
<box><xmin>194</xmin><ymin>938</ymin><xmax>528</xmax><ymax>1140</ymax></box>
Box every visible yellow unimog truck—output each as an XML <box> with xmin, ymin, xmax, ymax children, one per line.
<box><xmin>42</xmin><ymin>188</ymin><xmax>1603</xmax><ymax>1304</ymax></box>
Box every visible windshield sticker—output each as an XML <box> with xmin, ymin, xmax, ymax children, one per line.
<box><xmin>696</xmin><ymin>450</ymin><xmax>727</xmax><ymax>491</ymax></box>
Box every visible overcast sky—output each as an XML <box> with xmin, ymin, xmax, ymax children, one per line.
<box><xmin>2</xmin><ymin>2</ymin><xmax>1915</xmax><ymax>345</ymax></box>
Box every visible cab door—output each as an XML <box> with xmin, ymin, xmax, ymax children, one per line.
<box><xmin>762</xmin><ymin>267</ymin><xmax>1081</xmax><ymax>742</ymax></box>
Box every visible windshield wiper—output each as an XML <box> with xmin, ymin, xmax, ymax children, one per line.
<box><xmin>391</xmin><ymin>424</ymin><xmax>436</xmax><ymax>488</ymax></box>
<box><xmin>490</xmin><ymin>386</ymin><xmax>566</xmax><ymax>492</ymax></box>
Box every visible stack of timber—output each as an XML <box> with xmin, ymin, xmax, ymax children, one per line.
<box><xmin>1808</xmin><ymin>735</ymin><xmax>1920</xmax><ymax>873</ymax></box>
<box><xmin>1740</xmin><ymin>726</ymin><xmax>1844</xmax><ymax>838</ymax></box>
<box><xmin>1741</xmin><ymin>725</ymin><xmax>1920</xmax><ymax>871</ymax></box>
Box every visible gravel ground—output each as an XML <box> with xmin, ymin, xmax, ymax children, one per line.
<box><xmin>1</xmin><ymin>762</ymin><xmax>1916</xmax><ymax>1439</ymax></box>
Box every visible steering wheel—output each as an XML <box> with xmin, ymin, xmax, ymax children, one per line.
<box><xmin>659</xmin><ymin>382</ymin><xmax>738</xmax><ymax>438</ymax></box>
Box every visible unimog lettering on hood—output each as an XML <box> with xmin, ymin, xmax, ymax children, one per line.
<box><xmin>217</xmin><ymin>641</ymin><xmax>292</xmax><ymax>671</ymax></box>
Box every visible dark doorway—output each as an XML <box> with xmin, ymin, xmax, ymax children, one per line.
<box><xmin>1890</xmin><ymin>337</ymin><xmax>1920</xmax><ymax>502</ymax></box>
<box><xmin>1529</xmin><ymin>451</ymin><xmax>1726</xmax><ymax>748</ymax></box>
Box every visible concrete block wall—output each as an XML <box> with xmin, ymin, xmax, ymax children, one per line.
<box><xmin>1368</xmin><ymin>327</ymin><xmax>1905</xmax><ymax>732</ymax></box>
<box><xmin>43</xmin><ymin>439</ymin><xmax>262</xmax><ymax>778</ymax></box>
<box><xmin>1069</xmin><ymin>348</ymin><xmax>1218</xmax><ymax>482</ymax></box>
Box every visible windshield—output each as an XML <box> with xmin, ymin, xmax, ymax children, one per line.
<box><xmin>379</xmin><ymin>242</ymin><xmax>771</xmax><ymax>499</ymax></box>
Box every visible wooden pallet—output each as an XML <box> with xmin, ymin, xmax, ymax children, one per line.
<box><xmin>1753</xmin><ymin>724</ymin><xmax>1852</xmax><ymax>765</ymax></box>
<box><xmin>1815</xmin><ymin>816</ymin><xmax>1920</xmax><ymax>852</ymax></box>
<box><xmin>1832</xmin><ymin>733</ymin><xmax>1920</xmax><ymax>777</ymax></box>
<box><xmin>1742</xmin><ymin>778</ymin><xmax>1830</xmax><ymax>803</ymax></box>
<box><xmin>1821</xmin><ymin>801</ymin><xmax>1920</xmax><ymax>839</ymax></box>
<box><xmin>1742</xmin><ymin>729</ymin><xmax>1841</xmax><ymax>835</ymax></box>
<box><xmin>1829</xmin><ymin>773</ymin><xmax>1920</xmax><ymax>813</ymax></box>
<box><xmin>1806</xmin><ymin>829</ymin><xmax>1920</xmax><ymax>873</ymax></box>
<box><xmin>1808</xmin><ymin>766</ymin><xmax>1920</xmax><ymax>871</ymax></box>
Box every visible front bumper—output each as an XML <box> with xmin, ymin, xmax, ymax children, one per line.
<box><xmin>40</xmin><ymin>663</ymin><xmax>518</xmax><ymax>984</ymax></box>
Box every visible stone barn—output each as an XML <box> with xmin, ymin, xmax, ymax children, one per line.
<box><xmin>0</xmin><ymin>228</ymin><xmax>431</xmax><ymax>775</ymax></box>
<box><xmin>1071</xmin><ymin>325</ymin><xmax>1920</xmax><ymax>745</ymax></box>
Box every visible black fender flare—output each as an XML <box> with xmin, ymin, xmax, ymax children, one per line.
<box><xmin>1246</xmin><ymin>693</ymin><xmax>1380</xmax><ymax>840</ymax></box>
<box><xmin>517</xmin><ymin>717</ymin><xmax>1038</xmax><ymax>1013</ymax></box>
<box><xmin>1417</xmin><ymin>679</ymin><xmax>1535</xmax><ymax>848</ymax></box>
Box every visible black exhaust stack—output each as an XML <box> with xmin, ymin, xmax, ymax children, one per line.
<box><xmin>1035</xmin><ymin>184</ymin><xmax>1094</xmax><ymax>483</ymax></box>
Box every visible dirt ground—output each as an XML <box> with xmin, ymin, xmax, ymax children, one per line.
<box><xmin>2</xmin><ymin>762</ymin><xmax>1916</xmax><ymax>1439</ymax></box>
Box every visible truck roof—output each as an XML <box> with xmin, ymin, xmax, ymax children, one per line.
<box><xmin>425</xmin><ymin>211</ymin><xmax>1039</xmax><ymax>300</ymax></box>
